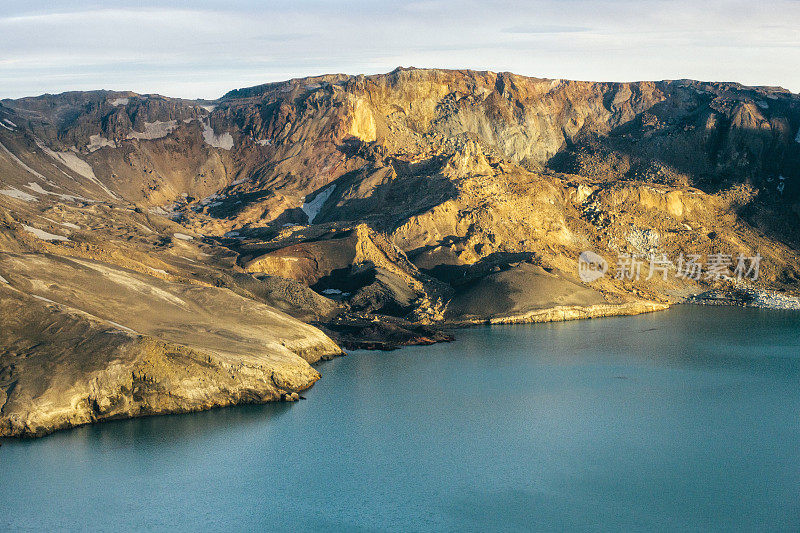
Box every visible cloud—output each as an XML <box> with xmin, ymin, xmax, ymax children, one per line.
<box><xmin>0</xmin><ymin>0</ymin><xmax>799</xmax><ymax>98</ymax></box>
<box><xmin>503</xmin><ymin>25</ymin><xmax>591</xmax><ymax>34</ymax></box>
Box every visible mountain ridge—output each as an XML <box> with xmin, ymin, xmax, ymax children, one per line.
<box><xmin>2</xmin><ymin>67</ymin><xmax>800</xmax><ymax>436</ymax></box>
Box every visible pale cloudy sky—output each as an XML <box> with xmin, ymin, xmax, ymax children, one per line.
<box><xmin>1</xmin><ymin>0</ymin><xmax>799</xmax><ymax>99</ymax></box>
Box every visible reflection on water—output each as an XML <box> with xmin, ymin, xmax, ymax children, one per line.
<box><xmin>2</xmin><ymin>305</ymin><xmax>799</xmax><ymax>531</ymax></box>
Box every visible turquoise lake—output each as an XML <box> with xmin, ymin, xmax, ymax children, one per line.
<box><xmin>2</xmin><ymin>305</ymin><xmax>799</xmax><ymax>531</ymax></box>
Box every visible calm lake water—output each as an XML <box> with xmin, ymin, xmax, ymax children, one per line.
<box><xmin>2</xmin><ymin>306</ymin><xmax>800</xmax><ymax>532</ymax></box>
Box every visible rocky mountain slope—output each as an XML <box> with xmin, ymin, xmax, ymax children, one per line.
<box><xmin>2</xmin><ymin>67</ymin><xmax>799</xmax><ymax>436</ymax></box>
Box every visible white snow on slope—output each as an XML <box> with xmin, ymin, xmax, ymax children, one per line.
<box><xmin>26</xmin><ymin>182</ymin><xmax>88</xmax><ymax>203</ymax></box>
<box><xmin>87</xmin><ymin>134</ymin><xmax>116</xmax><ymax>152</ymax></box>
<box><xmin>173</xmin><ymin>232</ymin><xmax>194</xmax><ymax>241</ymax></box>
<box><xmin>107</xmin><ymin>321</ymin><xmax>139</xmax><ymax>335</ymax></box>
<box><xmin>202</xmin><ymin>121</ymin><xmax>234</xmax><ymax>150</ymax></box>
<box><xmin>0</xmin><ymin>187</ymin><xmax>37</xmax><ymax>202</ymax></box>
<box><xmin>35</xmin><ymin>140</ymin><xmax>118</xmax><ymax>199</ymax></box>
<box><xmin>4</xmin><ymin>119</ymin><xmax>17</xmax><ymax>128</ymax></box>
<box><xmin>128</xmin><ymin>120</ymin><xmax>178</xmax><ymax>140</ymax></box>
<box><xmin>0</xmin><ymin>122</ymin><xmax>13</xmax><ymax>131</ymax></box>
<box><xmin>0</xmin><ymin>274</ymin><xmax>8</xmax><ymax>284</ymax></box>
<box><xmin>301</xmin><ymin>185</ymin><xmax>335</xmax><ymax>224</ymax></box>
<box><xmin>110</xmin><ymin>97</ymin><xmax>129</xmax><ymax>106</ymax></box>
<box><xmin>45</xmin><ymin>150</ymin><xmax>93</xmax><ymax>179</ymax></box>
<box><xmin>22</xmin><ymin>224</ymin><xmax>70</xmax><ymax>242</ymax></box>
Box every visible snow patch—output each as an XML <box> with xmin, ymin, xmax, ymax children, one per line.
<box><xmin>44</xmin><ymin>150</ymin><xmax>93</xmax><ymax>178</ymax></box>
<box><xmin>223</xmin><ymin>231</ymin><xmax>240</xmax><ymax>238</ymax></box>
<box><xmin>202</xmin><ymin>121</ymin><xmax>234</xmax><ymax>150</ymax></box>
<box><xmin>0</xmin><ymin>274</ymin><xmax>8</xmax><ymax>284</ymax></box>
<box><xmin>107</xmin><ymin>321</ymin><xmax>139</xmax><ymax>334</ymax></box>
<box><xmin>87</xmin><ymin>134</ymin><xmax>116</xmax><ymax>152</ymax></box>
<box><xmin>796</xmin><ymin>127</ymin><xmax>800</xmax><ymax>144</ymax></box>
<box><xmin>128</xmin><ymin>120</ymin><xmax>178</xmax><ymax>140</ymax></box>
<box><xmin>32</xmin><ymin>295</ymin><xmax>56</xmax><ymax>304</ymax></box>
<box><xmin>4</xmin><ymin>119</ymin><xmax>17</xmax><ymax>128</ymax></box>
<box><xmin>26</xmin><ymin>182</ymin><xmax>87</xmax><ymax>202</ymax></box>
<box><xmin>301</xmin><ymin>185</ymin><xmax>335</xmax><ymax>224</ymax></box>
<box><xmin>255</xmin><ymin>138</ymin><xmax>270</xmax><ymax>146</ymax></box>
<box><xmin>22</xmin><ymin>224</ymin><xmax>70</xmax><ymax>242</ymax></box>
<box><xmin>173</xmin><ymin>232</ymin><xmax>194</xmax><ymax>241</ymax></box>
<box><xmin>61</xmin><ymin>222</ymin><xmax>80</xmax><ymax>230</ymax></box>
<box><xmin>0</xmin><ymin>186</ymin><xmax>37</xmax><ymax>202</ymax></box>
<box><xmin>321</xmin><ymin>288</ymin><xmax>342</xmax><ymax>295</ymax></box>
<box><xmin>36</xmin><ymin>140</ymin><xmax>118</xmax><ymax>199</ymax></box>
<box><xmin>0</xmin><ymin>122</ymin><xmax>13</xmax><ymax>131</ymax></box>
<box><xmin>110</xmin><ymin>97</ymin><xmax>129</xmax><ymax>106</ymax></box>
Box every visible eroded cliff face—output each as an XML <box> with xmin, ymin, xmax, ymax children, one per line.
<box><xmin>0</xmin><ymin>253</ymin><xmax>341</xmax><ymax>437</ymax></box>
<box><xmin>2</xmin><ymin>67</ymin><xmax>800</xmax><ymax>435</ymax></box>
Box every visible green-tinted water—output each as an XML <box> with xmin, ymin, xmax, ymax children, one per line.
<box><xmin>2</xmin><ymin>306</ymin><xmax>799</xmax><ymax>531</ymax></box>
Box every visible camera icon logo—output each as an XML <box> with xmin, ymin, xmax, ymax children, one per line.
<box><xmin>578</xmin><ymin>251</ymin><xmax>608</xmax><ymax>282</ymax></box>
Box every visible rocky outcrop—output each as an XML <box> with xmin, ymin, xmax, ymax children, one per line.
<box><xmin>0</xmin><ymin>254</ymin><xmax>341</xmax><ymax>437</ymax></box>
<box><xmin>484</xmin><ymin>301</ymin><xmax>670</xmax><ymax>325</ymax></box>
<box><xmin>687</xmin><ymin>287</ymin><xmax>800</xmax><ymax>309</ymax></box>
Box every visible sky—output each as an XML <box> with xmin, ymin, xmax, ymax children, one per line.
<box><xmin>1</xmin><ymin>0</ymin><xmax>799</xmax><ymax>99</ymax></box>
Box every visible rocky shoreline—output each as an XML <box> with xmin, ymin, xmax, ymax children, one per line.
<box><xmin>0</xmin><ymin>297</ymin><xmax>668</xmax><ymax>439</ymax></box>
<box><xmin>319</xmin><ymin>314</ymin><xmax>455</xmax><ymax>351</ymax></box>
<box><xmin>0</xmin><ymin>258</ymin><xmax>343</xmax><ymax>439</ymax></box>
<box><xmin>448</xmin><ymin>300</ymin><xmax>671</xmax><ymax>326</ymax></box>
<box><xmin>5</xmin><ymin>291</ymin><xmax>798</xmax><ymax>439</ymax></box>
<box><xmin>686</xmin><ymin>288</ymin><xmax>800</xmax><ymax>310</ymax></box>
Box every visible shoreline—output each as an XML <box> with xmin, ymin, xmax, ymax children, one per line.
<box><xmin>7</xmin><ymin>297</ymin><xmax>800</xmax><ymax>440</ymax></box>
<box><xmin>445</xmin><ymin>300</ymin><xmax>671</xmax><ymax>327</ymax></box>
<box><xmin>686</xmin><ymin>288</ymin><xmax>800</xmax><ymax>311</ymax></box>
